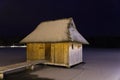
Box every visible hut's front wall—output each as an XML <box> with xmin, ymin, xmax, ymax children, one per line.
<box><xmin>26</xmin><ymin>42</ymin><xmax>82</xmax><ymax>67</ymax></box>
<box><xmin>26</xmin><ymin>43</ymin><xmax>69</xmax><ymax>66</ymax></box>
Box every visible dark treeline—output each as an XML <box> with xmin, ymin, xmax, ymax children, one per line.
<box><xmin>0</xmin><ymin>36</ymin><xmax>120</xmax><ymax>48</ymax></box>
<box><xmin>86</xmin><ymin>36</ymin><xmax>120</xmax><ymax>48</ymax></box>
<box><xmin>0</xmin><ymin>37</ymin><xmax>24</xmax><ymax>46</ymax></box>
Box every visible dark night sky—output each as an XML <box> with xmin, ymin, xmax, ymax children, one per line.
<box><xmin>0</xmin><ymin>0</ymin><xmax>120</xmax><ymax>42</ymax></box>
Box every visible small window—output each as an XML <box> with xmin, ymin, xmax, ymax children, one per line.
<box><xmin>72</xmin><ymin>44</ymin><xmax>74</xmax><ymax>49</ymax></box>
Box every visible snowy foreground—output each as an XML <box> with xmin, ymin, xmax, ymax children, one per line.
<box><xmin>0</xmin><ymin>48</ymin><xmax>120</xmax><ymax>80</ymax></box>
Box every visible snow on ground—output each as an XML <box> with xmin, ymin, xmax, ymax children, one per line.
<box><xmin>75</xmin><ymin>48</ymin><xmax>120</xmax><ymax>80</ymax></box>
<box><xmin>29</xmin><ymin>48</ymin><xmax>120</xmax><ymax>80</ymax></box>
<box><xmin>0</xmin><ymin>48</ymin><xmax>120</xmax><ymax>80</ymax></box>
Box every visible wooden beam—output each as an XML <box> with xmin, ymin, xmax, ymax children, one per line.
<box><xmin>0</xmin><ymin>60</ymin><xmax>46</xmax><ymax>79</ymax></box>
<box><xmin>0</xmin><ymin>73</ymin><xmax>3</xmax><ymax>80</ymax></box>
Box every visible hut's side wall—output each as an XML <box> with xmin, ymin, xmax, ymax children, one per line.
<box><xmin>69</xmin><ymin>43</ymin><xmax>82</xmax><ymax>66</ymax></box>
<box><xmin>27</xmin><ymin>43</ymin><xmax>45</xmax><ymax>61</ymax></box>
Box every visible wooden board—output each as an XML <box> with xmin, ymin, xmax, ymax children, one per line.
<box><xmin>0</xmin><ymin>60</ymin><xmax>46</xmax><ymax>79</ymax></box>
<box><xmin>63</xmin><ymin>43</ymin><xmax>69</xmax><ymax>65</ymax></box>
<box><xmin>0</xmin><ymin>60</ymin><xmax>46</xmax><ymax>72</ymax></box>
<box><xmin>51</xmin><ymin>44</ymin><xmax>55</xmax><ymax>63</ymax></box>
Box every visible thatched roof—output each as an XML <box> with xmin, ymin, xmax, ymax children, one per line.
<box><xmin>20</xmin><ymin>18</ymin><xmax>89</xmax><ymax>44</ymax></box>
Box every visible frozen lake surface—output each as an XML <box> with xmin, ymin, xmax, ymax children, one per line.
<box><xmin>0</xmin><ymin>48</ymin><xmax>120</xmax><ymax>80</ymax></box>
<box><xmin>0</xmin><ymin>48</ymin><xmax>26</xmax><ymax>66</ymax></box>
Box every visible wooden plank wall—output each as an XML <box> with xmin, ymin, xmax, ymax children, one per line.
<box><xmin>51</xmin><ymin>43</ymin><xmax>69</xmax><ymax>65</ymax></box>
<box><xmin>27</xmin><ymin>42</ymin><xmax>70</xmax><ymax>66</ymax></box>
<box><xmin>27</xmin><ymin>43</ymin><xmax>45</xmax><ymax>61</ymax></box>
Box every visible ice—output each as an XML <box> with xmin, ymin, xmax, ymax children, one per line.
<box><xmin>1</xmin><ymin>48</ymin><xmax>120</xmax><ymax>80</ymax></box>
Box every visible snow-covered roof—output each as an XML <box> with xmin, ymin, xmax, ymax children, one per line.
<box><xmin>20</xmin><ymin>18</ymin><xmax>89</xmax><ymax>44</ymax></box>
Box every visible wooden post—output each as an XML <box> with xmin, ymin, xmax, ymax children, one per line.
<box><xmin>30</xmin><ymin>65</ymin><xmax>35</xmax><ymax>70</ymax></box>
<box><xmin>26</xmin><ymin>65</ymin><xmax>35</xmax><ymax>70</ymax></box>
<box><xmin>0</xmin><ymin>73</ymin><xmax>4</xmax><ymax>80</ymax></box>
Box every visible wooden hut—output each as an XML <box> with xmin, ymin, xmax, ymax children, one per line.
<box><xmin>20</xmin><ymin>18</ymin><xmax>89</xmax><ymax>67</ymax></box>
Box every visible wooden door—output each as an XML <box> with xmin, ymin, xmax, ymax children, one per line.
<box><xmin>45</xmin><ymin>43</ymin><xmax>51</xmax><ymax>62</ymax></box>
<box><xmin>54</xmin><ymin>43</ymin><xmax>69</xmax><ymax>65</ymax></box>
